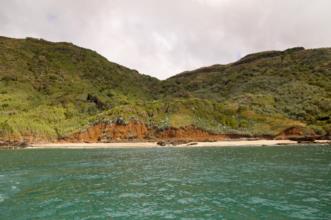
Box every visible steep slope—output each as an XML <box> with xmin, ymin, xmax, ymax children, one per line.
<box><xmin>0</xmin><ymin>36</ymin><xmax>330</xmax><ymax>143</ymax></box>
<box><xmin>163</xmin><ymin>47</ymin><xmax>331</xmax><ymax>136</ymax></box>
<box><xmin>0</xmin><ymin>36</ymin><xmax>160</xmax><ymax>141</ymax></box>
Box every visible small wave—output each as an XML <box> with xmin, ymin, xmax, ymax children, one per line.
<box><xmin>129</xmin><ymin>182</ymin><xmax>147</xmax><ymax>186</ymax></box>
<box><xmin>158</xmin><ymin>187</ymin><xmax>167</xmax><ymax>192</ymax></box>
<box><xmin>303</xmin><ymin>197</ymin><xmax>319</xmax><ymax>202</ymax></box>
<box><xmin>88</xmin><ymin>191</ymin><xmax>107</xmax><ymax>196</ymax></box>
<box><xmin>177</xmin><ymin>198</ymin><xmax>195</xmax><ymax>205</ymax></box>
<box><xmin>0</xmin><ymin>194</ymin><xmax>6</xmax><ymax>203</ymax></box>
<box><xmin>248</xmin><ymin>196</ymin><xmax>268</xmax><ymax>205</ymax></box>
<box><xmin>119</xmin><ymin>193</ymin><xmax>146</xmax><ymax>198</ymax></box>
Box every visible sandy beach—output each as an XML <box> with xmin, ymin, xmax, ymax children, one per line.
<box><xmin>26</xmin><ymin>139</ymin><xmax>331</xmax><ymax>149</ymax></box>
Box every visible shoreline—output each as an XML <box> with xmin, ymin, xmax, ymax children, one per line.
<box><xmin>27</xmin><ymin>140</ymin><xmax>330</xmax><ymax>149</ymax></box>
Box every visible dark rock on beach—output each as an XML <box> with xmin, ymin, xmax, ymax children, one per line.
<box><xmin>0</xmin><ymin>141</ymin><xmax>30</xmax><ymax>149</ymax></box>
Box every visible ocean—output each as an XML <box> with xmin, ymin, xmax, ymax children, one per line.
<box><xmin>0</xmin><ymin>145</ymin><xmax>330</xmax><ymax>219</ymax></box>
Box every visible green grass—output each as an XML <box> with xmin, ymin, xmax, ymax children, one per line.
<box><xmin>0</xmin><ymin>36</ymin><xmax>330</xmax><ymax>141</ymax></box>
<box><xmin>164</xmin><ymin>47</ymin><xmax>331</xmax><ymax>136</ymax></box>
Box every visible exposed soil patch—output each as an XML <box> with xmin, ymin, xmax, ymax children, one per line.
<box><xmin>64</xmin><ymin>122</ymin><xmax>149</xmax><ymax>143</ymax></box>
<box><xmin>153</xmin><ymin>126</ymin><xmax>227</xmax><ymax>142</ymax></box>
<box><xmin>64</xmin><ymin>123</ymin><xmax>230</xmax><ymax>143</ymax></box>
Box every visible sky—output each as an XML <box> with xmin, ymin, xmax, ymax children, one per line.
<box><xmin>0</xmin><ymin>0</ymin><xmax>330</xmax><ymax>79</ymax></box>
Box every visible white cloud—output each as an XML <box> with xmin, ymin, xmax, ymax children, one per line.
<box><xmin>0</xmin><ymin>0</ymin><xmax>330</xmax><ymax>79</ymax></box>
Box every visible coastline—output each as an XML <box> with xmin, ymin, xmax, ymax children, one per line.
<box><xmin>27</xmin><ymin>140</ymin><xmax>330</xmax><ymax>149</ymax></box>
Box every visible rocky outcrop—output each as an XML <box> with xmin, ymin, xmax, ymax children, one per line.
<box><xmin>65</xmin><ymin>123</ymin><xmax>316</xmax><ymax>144</ymax></box>
<box><xmin>64</xmin><ymin>121</ymin><xmax>149</xmax><ymax>143</ymax></box>
<box><xmin>63</xmin><ymin>122</ymin><xmax>236</xmax><ymax>143</ymax></box>
<box><xmin>275</xmin><ymin>126</ymin><xmax>319</xmax><ymax>141</ymax></box>
<box><xmin>276</xmin><ymin>126</ymin><xmax>306</xmax><ymax>139</ymax></box>
<box><xmin>0</xmin><ymin>140</ymin><xmax>29</xmax><ymax>149</ymax></box>
<box><xmin>2</xmin><ymin>122</ymin><xmax>328</xmax><ymax>145</ymax></box>
<box><xmin>153</xmin><ymin>126</ymin><xmax>227</xmax><ymax>141</ymax></box>
<box><xmin>87</xmin><ymin>94</ymin><xmax>111</xmax><ymax>110</ymax></box>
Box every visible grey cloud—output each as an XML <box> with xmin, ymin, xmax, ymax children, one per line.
<box><xmin>0</xmin><ymin>0</ymin><xmax>330</xmax><ymax>79</ymax></box>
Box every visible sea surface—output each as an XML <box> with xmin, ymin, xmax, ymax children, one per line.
<box><xmin>0</xmin><ymin>145</ymin><xmax>330</xmax><ymax>219</ymax></box>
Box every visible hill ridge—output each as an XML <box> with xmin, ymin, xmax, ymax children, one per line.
<box><xmin>0</xmin><ymin>36</ymin><xmax>330</xmax><ymax>143</ymax></box>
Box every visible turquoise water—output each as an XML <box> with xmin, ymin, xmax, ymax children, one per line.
<box><xmin>0</xmin><ymin>145</ymin><xmax>330</xmax><ymax>219</ymax></box>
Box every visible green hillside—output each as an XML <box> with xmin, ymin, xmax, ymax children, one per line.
<box><xmin>0</xmin><ymin>36</ymin><xmax>159</xmax><ymax>141</ymax></box>
<box><xmin>162</xmin><ymin>47</ymin><xmax>331</xmax><ymax>136</ymax></box>
<box><xmin>0</xmin><ymin>36</ymin><xmax>330</xmax><ymax>142</ymax></box>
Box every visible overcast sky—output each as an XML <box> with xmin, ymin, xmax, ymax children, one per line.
<box><xmin>1</xmin><ymin>0</ymin><xmax>330</xmax><ymax>79</ymax></box>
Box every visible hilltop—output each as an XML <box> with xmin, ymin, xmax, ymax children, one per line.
<box><xmin>0</xmin><ymin>36</ymin><xmax>330</xmax><ymax>143</ymax></box>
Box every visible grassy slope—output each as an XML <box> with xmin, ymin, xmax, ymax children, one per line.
<box><xmin>163</xmin><ymin>47</ymin><xmax>331</xmax><ymax>136</ymax></box>
<box><xmin>0</xmin><ymin>36</ymin><xmax>159</xmax><ymax>140</ymax></box>
<box><xmin>0</xmin><ymin>37</ymin><xmax>330</xmax><ymax>141</ymax></box>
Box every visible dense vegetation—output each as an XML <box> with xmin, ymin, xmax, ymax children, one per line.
<box><xmin>0</xmin><ymin>36</ymin><xmax>330</xmax><ymax>142</ymax></box>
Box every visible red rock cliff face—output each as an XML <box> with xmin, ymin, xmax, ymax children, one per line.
<box><xmin>154</xmin><ymin>126</ymin><xmax>227</xmax><ymax>141</ymax></box>
<box><xmin>64</xmin><ymin>123</ymin><xmax>227</xmax><ymax>143</ymax></box>
<box><xmin>65</xmin><ymin>122</ymin><xmax>149</xmax><ymax>143</ymax></box>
